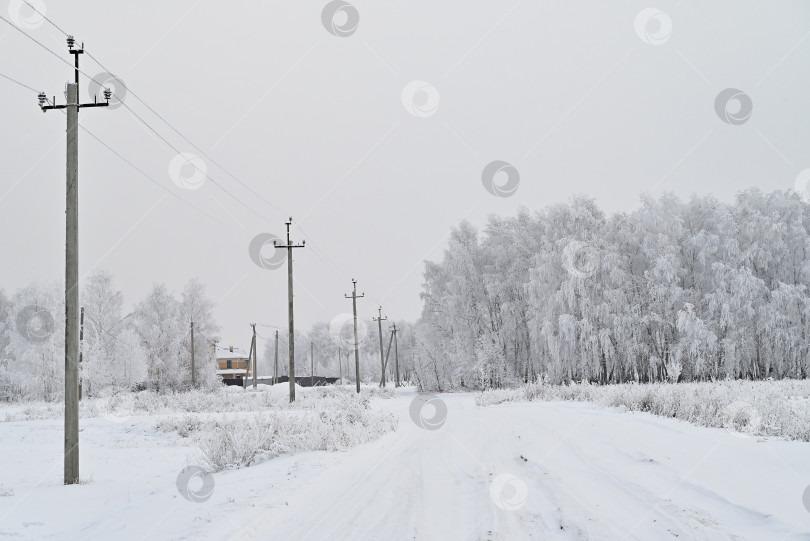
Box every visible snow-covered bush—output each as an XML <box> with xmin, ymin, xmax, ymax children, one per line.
<box><xmin>310</xmin><ymin>385</ymin><xmax>396</xmax><ymax>401</ymax></box>
<box><xmin>476</xmin><ymin>379</ymin><xmax>810</xmax><ymax>441</ymax></box>
<box><xmin>1</xmin><ymin>384</ymin><xmax>395</xmax><ymax>422</ymax></box>
<box><xmin>158</xmin><ymin>393</ymin><xmax>397</xmax><ymax>471</ymax></box>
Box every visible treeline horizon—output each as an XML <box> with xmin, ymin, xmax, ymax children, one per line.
<box><xmin>5</xmin><ymin>188</ymin><xmax>810</xmax><ymax>400</ymax></box>
<box><xmin>0</xmin><ymin>272</ymin><xmax>418</xmax><ymax>401</ymax></box>
<box><xmin>413</xmin><ymin>189</ymin><xmax>810</xmax><ymax>390</ymax></box>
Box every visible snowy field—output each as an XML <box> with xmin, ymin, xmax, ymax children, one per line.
<box><xmin>0</xmin><ymin>385</ymin><xmax>809</xmax><ymax>540</ymax></box>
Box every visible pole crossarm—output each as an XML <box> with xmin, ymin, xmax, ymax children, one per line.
<box><xmin>38</xmin><ymin>37</ymin><xmax>111</xmax><ymax>114</ymax></box>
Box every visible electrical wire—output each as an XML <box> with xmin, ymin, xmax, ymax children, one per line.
<box><xmin>293</xmin><ymin>221</ymin><xmax>353</xmax><ymax>279</ymax></box>
<box><xmin>35</xmin><ymin>90</ymin><xmax>232</xmax><ymax>227</ymax></box>
<box><xmin>0</xmin><ymin>75</ymin><xmax>227</xmax><ymax>225</ymax></box>
<box><xmin>2</xmin><ymin>11</ymin><xmax>263</xmax><ymax>223</ymax></box>
<box><xmin>79</xmin><ymin>123</ymin><xmax>230</xmax><ymax>227</ymax></box>
<box><xmin>85</xmin><ymin>49</ymin><xmax>288</xmax><ymax>218</ymax></box>
<box><xmin>17</xmin><ymin>1</ymin><xmax>283</xmax><ymax>218</ymax></box>
<box><xmin>0</xmin><ymin>16</ymin><xmax>76</xmax><ymax>73</ymax></box>
<box><xmin>9</xmin><ymin>5</ymin><xmax>361</xmax><ymax>289</ymax></box>
<box><xmin>118</xmin><ymin>100</ymin><xmax>270</xmax><ymax>224</ymax></box>
<box><xmin>255</xmin><ymin>323</ymin><xmax>286</xmax><ymax>330</ymax></box>
<box><xmin>0</xmin><ymin>71</ymin><xmax>40</xmax><ymax>93</ymax></box>
<box><xmin>22</xmin><ymin>1</ymin><xmax>71</xmax><ymax>37</ymax></box>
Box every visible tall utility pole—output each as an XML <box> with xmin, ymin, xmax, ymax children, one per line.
<box><xmin>274</xmin><ymin>218</ymin><xmax>305</xmax><ymax>402</ymax></box>
<box><xmin>310</xmin><ymin>342</ymin><xmax>314</xmax><ymax>386</ymax></box>
<box><xmin>344</xmin><ymin>279</ymin><xmax>364</xmax><ymax>393</ymax></box>
<box><xmin>39</xmin><ymin>35</ymin><xmax>112</xmax><ymax>486</ymax></box>
<box><xmin>373</xmin><ymin>307</ymin><xmax>388</xmax><ymax>388</ymax></box>
<box><xmin>391</xmin><ymin>323</ymin><xmax>400</xmax><ymax>387</ymax></box>
<box><xmin>274</xmin><ymin>330</ymin><xmax>279</xmax><ymax>385</ymax></box>
<box><xmin>190</xmin><ymin>321</ymin><xmax>196</xmax><ymax>387</ymax></box>
<box><xmin>250</xmin><ymin>324</ymin><xmax>257</xmax><ymax>389</ymax></box>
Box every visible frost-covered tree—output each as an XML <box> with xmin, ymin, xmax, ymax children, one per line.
<box><xmin>3</xmin><ymin>283</ymin><xmax>64</xmax><ymax>401</ymax></box>
<box><xmin>132</xmin><ymin>284</ymin><xmax>183</xmax><ymax>391</ymax></box>
<box><xmin>179</xmin><ymin>279</ymin><xmax>220</xmax><ymax>389</ymax></box>
<box><xmin>81</xmin><ymin>270</ymin><xmax>149</xmax><ymax>395</ymax></box>
<box><xmin>130</xmin><ymin>280</ymin><xmax>221</xmax><ymax>392</ymax></box>
<box><xmin>416</xmin><ymin>190</ymin><xmax>810</xmax><ymax>389</ymax></box>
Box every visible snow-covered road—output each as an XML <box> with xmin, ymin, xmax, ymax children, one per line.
<box><xmin>1</xmin><ymin>390</ymin><xmax>808</xmax><ymax>540</ymax></box>
<box><xmin>235</xmin><ymin>392</ymin><xmax>810</xmax><ymax>541</ymax></box>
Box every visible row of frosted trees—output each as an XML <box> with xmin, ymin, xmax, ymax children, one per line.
<box><xmin>0</xmin><ymin>267</ymin><xmax>418</xmax><ymax>401</ymax></box>
<box><xmin>0</xmin><ymin>272</ymin><xmax>220</xmax><ymax>401</ymax></box>
<box><xmin>415</xmin><ymin>190</ymin><xmax>810</xmax><ymax>390</ymax></box>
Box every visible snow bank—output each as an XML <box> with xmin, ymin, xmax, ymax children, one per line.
<box><xmin>477</xmin><ymin>379</ymin><xmax>810</xmax><ymax>441</ymax></box>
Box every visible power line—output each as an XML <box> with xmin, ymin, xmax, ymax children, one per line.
<box><xmin>118</xmin><ymin>100</ymin><xmax>270</xmax><ymax>223</ymax></box>
<box><xmin>0</xmin><ymin>18</ymin><xmax>247</xmax><ymax>229</ymax></box>
<box><xmin>84</xmin><ymin>50</ymin><xmax>287</xmax><ymax>219</ymax></box>
<box><xmin>293</xmin><ymin>221</ymin><xmax>349</xmax><ymax>278</ymax></box>
<box><xmin>15</xmin><ymin>1</ymin><xmax>285</xmax><ymax>219</ymax></box>
<box><xmin>0</xmin><ymin>16</ymin><xmax>78</xmax><ymax>73</ymax></box>
<box><xmin>79</xmin><ymin>124</ymin><xmax>230</xmax><ymax>227</ymax></box>
<box><xmin>8</xmin><ymin>5</ymin><xmax>355</xmax><ymax>281</ymax></box>
<box><xmin>0</xmin><ymin>71</ymin><xmax>40</xmax><ymax>93</ymax></box>
<box><xmin>36</xmin><ymin>94</ymin><xmax>231</xmax><ymax>227</ymax></box>
<box><xmin>0</xmin><ymin>16</ymin><xmax>118</xmax><ymax>97</ymax></box>
<box><xmin>1</xmin><ymin>13</ymin><xmax>264</xmax><ymax>224</ymax></box>
<box><xmin>256</xmin><ymin>323</ymin><xmax>286</xmax><ymax>329</ymax></box>
<box><xmin>22</xmin><ymin>0</ymin><xmax>71</xmax><ymax>37</ymax></box>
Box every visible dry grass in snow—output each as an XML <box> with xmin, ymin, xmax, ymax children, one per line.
<box><xmin>476</xmin><ymin>379</ymin><xmax>810</xmax><ymax>441</ymax></box>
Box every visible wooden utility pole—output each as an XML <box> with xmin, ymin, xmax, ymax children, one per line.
<box><xmin>190</xmin><ymin>320</ymin><xmax>196</xmax><ymax>387</ymax></box>
<box><xmin>344</xmin><ymin>279</ymin><xmax>364</xmax><ymax>393</ymax></box>
<box><xmin>251</xmin><ymin>323</ymin><xmax>257</xmax><ymax>389</ymax></box>
<box><xmin>274</xmin><ymin>218</ymin><xmax>305</xmax><ymax>402</ymax></box>
<box><xmin>391</xmin><ymin>323</ymin><xmax>400</xmax><ymax>387</ymax></box>
<box><xmin>39</xmin><ymin>35</ymin><xmax>112</xmax><ymax>486</ymax></box>
<box><xmin>373</xmin><ymin>306</ymin><xmax>388</xmax><ymax>388</ymax></box>
<box><xmin>274</xmin><ymin>330</ymin><xmax>279</xmax><ymax>385</ymax></box>
<box><xmin>310</xmin><ymin>342</ymin><xmax>314</xmax><ymax>386</ymax></box>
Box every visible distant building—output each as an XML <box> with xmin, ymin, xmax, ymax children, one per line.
<box><xmin>215</xmin><ymin>345</ymin><xmax>250</xmax><ymax>385</ymax></box>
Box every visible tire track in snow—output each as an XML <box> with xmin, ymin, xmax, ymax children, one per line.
<box><xmin>231</xmin><ymin>394</ymin><xmax>810</xmax><ymax>541</ymax></box>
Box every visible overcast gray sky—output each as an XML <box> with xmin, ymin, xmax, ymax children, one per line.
<box><xmin>2</xmin><ymin>0</ymin><xmax>809</xmax><ymax>349</ymax></box>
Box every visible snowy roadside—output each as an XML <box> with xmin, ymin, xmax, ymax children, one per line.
<box><xmin>236</xmin><ymin>391</ymin><xmax>810</xmax><ymax>540</ymax></box>
<box><xmin>477</xmin><ymin>379</ymin><xmax>810</xmax><ymax>441</ymax></box>
<box><xmin>0</xmin><ymin>384</ymin><xmax>398</xmax><ymax>541</ymax></box>
<box><xmin>0</xmin><ymin>383</ymin><xmax>396</xmax><ymax>423</ymax></box>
